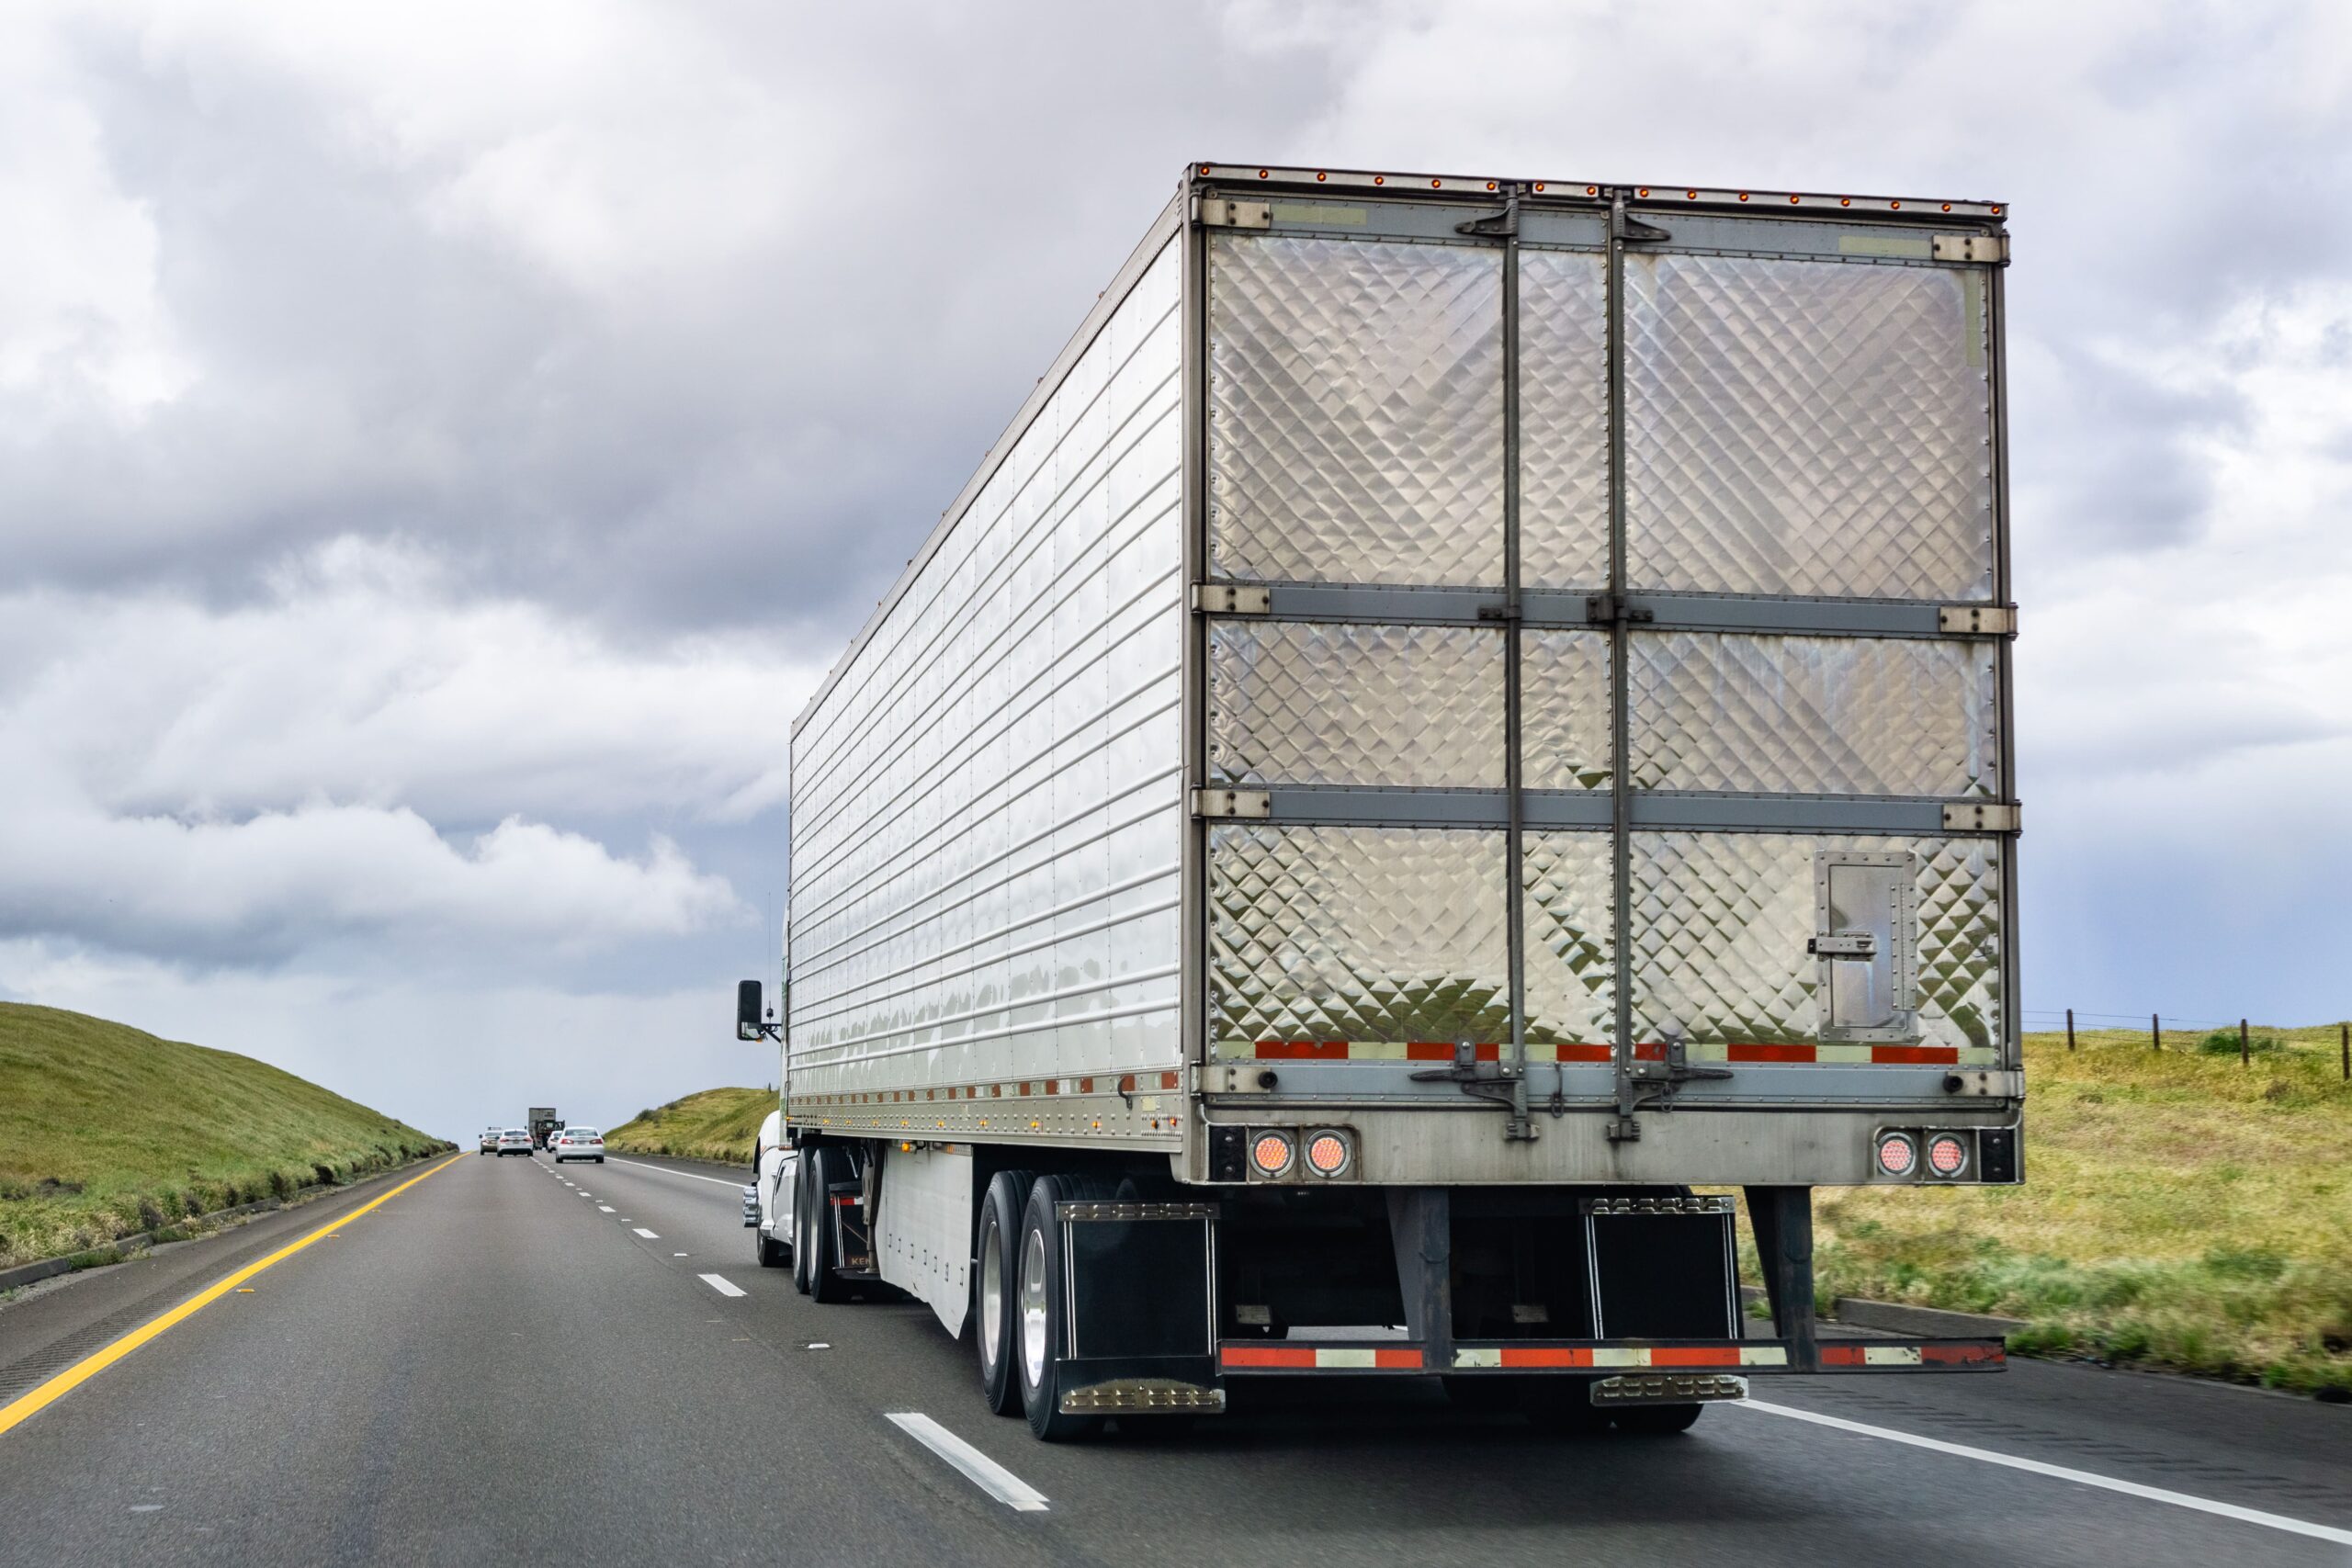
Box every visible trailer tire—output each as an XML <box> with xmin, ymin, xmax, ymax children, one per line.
<box><xmin>1611</xmin><ymin>1402</ymin><xmax>1703</xmax><ymax>1435</ymax></box>
<box><xmin>1015</xmin><ymin>1174</ymin><xmax>1116</xmax><ymax>1442</ymax></box>
<box><xmin>803</xmin><ymin>1144</ymin><xmax>852</xmax><ymax>1304</ymax></box>
<box><xmin>790</xmin><ymin>1159</ymin><xmax>815</xmax><ymax>1296</ymax></box>
<box><xmin>974</xmin><ymin>1168</ymin><xmax>1035</xmax><ymax>1416</ymax></box>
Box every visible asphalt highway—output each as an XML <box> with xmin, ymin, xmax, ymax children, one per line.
<box><xmin>2</xmin><ymin>1149</ymin><xmax>2346</xmax><ymax>1567</ymax></box>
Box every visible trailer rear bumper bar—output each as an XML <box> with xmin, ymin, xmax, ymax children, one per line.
<box><xmin>1216</xmin><ymin>1337</ymin><xmax>2005</xmax><ymax>1374</ymax></box>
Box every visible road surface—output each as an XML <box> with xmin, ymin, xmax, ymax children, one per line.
<box><xmin>2</xmin><ymin>1150</ymin><xmax>2345</xmax><ymax>1567</ymax></box>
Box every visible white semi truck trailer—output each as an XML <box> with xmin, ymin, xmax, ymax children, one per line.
<box><xmin>740</xmin><ymin>162</ymin><xmax>2021</xmax><ymax>1441</ymax></box>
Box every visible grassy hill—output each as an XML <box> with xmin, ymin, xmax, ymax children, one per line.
<box><xmin>0</xmin><ymin>1003</ymin><xmax>447</xmax><ymax>1269</ymax></box>
<box><xmin>605</xmin><ymin>1087</ymin><xmax>771</xmax><ymax>1165</ymax></box>
<box><xmin>1808</xmin><ymin>1025</ymin><xmax>2351</xmax><ymax>1397</ymax></box>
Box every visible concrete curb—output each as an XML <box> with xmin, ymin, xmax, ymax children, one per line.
<box><xmin>1740</xmin><ymin>1284</ymin><xmax>2026</xmax><ymax>1339</ymax></box>
<box><xmin>0</xmin><ymin>1150</ymin><xmax>451</xmax><ymax>1294</ymax></box>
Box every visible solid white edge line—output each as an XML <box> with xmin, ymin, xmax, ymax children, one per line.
<box><xmin>697</xmin><ymin>1273</ymin><xmax>746</xmax><ymax>1298</ymax></box>
<box><xmin>1736</xmin><ymin>1401</ymin><xmax>2352</xmax><ymax>1547</ymax></box>
<box><xmin>886</xmin><ymin>1413</ymin><xmax>1049</xmax><ymax>1513</ymax></box>
<box><xmin>605</xmin><ymin>1156</ymin><xmax>748</xmax><ymax>1188</ymax></box>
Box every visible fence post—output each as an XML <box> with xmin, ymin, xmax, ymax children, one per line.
<box><xmin>2240</xmin><ymin>1018</ymin><xmax>2250</xmax><ymax>1066</ymax></box>
<box><xmin>2153</xmin><ymin>1013</ymin><xmax>2161</xmax><ymax>1052</ymax></box>
<box><xmin>2342</xmin><ymin>1021</ymin><xmax>2348</xmax><ymax>1082</ymax></box>
<box><xmin>2065</xmin><ymin>1009</ymin><xmax>2075</xmax><ymax>1050</ymax></box>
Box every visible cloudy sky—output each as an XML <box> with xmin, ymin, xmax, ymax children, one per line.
<box><xmin>6</xmin><ymin>1</ymin><xmax>2349</xmax><ymax>1136</ymax></box>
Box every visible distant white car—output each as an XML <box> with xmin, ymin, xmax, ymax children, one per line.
<box><xmin>747</xmin><ymin>1109</ymin><xmax>797</xmax><ymax>1269</ymax></box>
<box><xmin>552</xmin><ymin>1127</ymin><xmax>605</xmax><ymax>1164</ymax></box>
<box><xmin>495</xmin><ymin>1128</ymin><xmax>532</xmax><ymax>1156</ymax></box>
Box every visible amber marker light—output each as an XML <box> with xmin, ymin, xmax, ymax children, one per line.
<box><xmin>1889</xmin><ymin>199</ymin><xmax>1903</xmax><ymax>209</ymax></box>
<box><xmin>1316</xmin><ymin>171</ymin><xmax>1327</xmax><ymax>181</ymax></box>
<box><xmin>1738</xmin><ymin>192</ymin><xmax>1750</xmax><ymax>201</ymax></box>
<box><xmin>1789</xmin><ymin>194</ymin><xmax>1801</xmax><ymax>204</ymax></box>
<box><xmin>1373</xmin><ymin>175</ymin><xmax>1386</xmax><ymax>185</ymax></box>
<box><xmin>1305</xmin><ymin>1131</ymin><xmax>1352</xmax><ymax>1178</ymax></box>
<box><xmin>1839</xmin><ymin>197</ymin><xmax>1852</xmax><ymax>207</ymax></box>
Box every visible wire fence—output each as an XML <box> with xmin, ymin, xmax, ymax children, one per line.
<box><xmin>2020</xmin><ymin>1010</ymin><xmax>2351</xmax><ymax>1077</ymax></box>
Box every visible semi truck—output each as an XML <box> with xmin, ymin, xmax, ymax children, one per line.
<box><xmin>527</xmin><ymin>1107</ymin><xmax>561</xmax><ymax>1150</ymax></box>
<box><xmin>741</xmin><ymin>161</ymin><xmax>2021</xmax><ymax>1442</ymax></box>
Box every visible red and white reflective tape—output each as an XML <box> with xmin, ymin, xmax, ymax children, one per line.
<box><xmin>1220</xmin><ymin>1344</ymin><xmax>1425</xmax><ymax>1371</ymax></box>
<box><xmin>1823</xmin><ymin>1342</ymin><xmax>2004</xmax><ymax>1368</ymax></box>
<box><xmin>1452</xmin><ymin>1344</ymin><xmax>1789</xmax><ymax>1370</ymax></box>
<box><xmin>1231</xmin><ymin>1041</ymin><xmax>1988</xmax><ymax>1066</ymax></box>
<box><xmin>1237</xmin><ymin>1042</ymin><xmax>1611</xmax><ymax>1063</ymax></box>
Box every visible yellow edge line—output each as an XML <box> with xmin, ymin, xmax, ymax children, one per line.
<box><xmin>0</xmin><ymin>1152</ymin><xmax>467</xmax><ymax>1438</ymax></box>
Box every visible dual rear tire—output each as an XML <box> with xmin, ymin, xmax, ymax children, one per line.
<box><xmin>972</xmin><ymin>1171</ymin><xmax>1114</xmax><ymax>1440</ymax></box>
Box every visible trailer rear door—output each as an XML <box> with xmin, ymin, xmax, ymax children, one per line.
<box><xmin>1196</xmin><ymin>186</ymin><xmax>2014</xmax><ymax>1112</ymax></box>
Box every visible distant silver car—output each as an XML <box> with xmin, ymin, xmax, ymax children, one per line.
<box><xmin>551</xmin><ymin>1126</ymin><xmax>605</xmax><ymax>1164</ymax></box>
<box><xmin>495</xmin><ymin>1128</ymin><xmax>532</xmax><ymax>1156</ymax></box>
<box><xmin>479</xmin><ymin>1128</ymin><xmax>500</xmax><ymax>1155</ymax></box>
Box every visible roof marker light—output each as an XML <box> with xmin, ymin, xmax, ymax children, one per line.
<box><xmin>1789</xmin><ymin>194</ymin><xmax>1801</xmax><ymax>204</ymax></box>
<box><xmin>1316</xmin><ymin>171</ymin><xmax>1327</xmax><ymax>181</ymax></box>
<box><xmin>1485</xmin><ymin>180</ymin><xmax>1497</xmax><ymax>190</ymax></box>
<box><xmin>1374</xmin><ymin>175</ymin><xmax>1386</xmax><ymax>186</ymax></box>
<box><xmin>1941</xmin><ymin>202</ymin><xmax>1952</xmax><ymax>211</ymax></box>
<box><xmin>1430</xmin><ymin>178</ymin><xmax>1443</xmax><ymax>187</ymax></box>
<box><xmin>1637</xmin><ymin>186</ymin><xmax>1650</xmax><ymax>197</ymax></box>
<box><xmin>1686</xmin><ymin>189</ymin><xmax>1698</xmax><ymax>198</ymax></box>
<box><xmin>1839</xmin><ymin>197</ymin><xmax>1852</xmax><ymax>207</ymax></box>
<box><xmin>1257</xmin><ymin>168</ymin><xmax>1269</xmax><ymax>178</ymax></box>
<box><xmin>1738</xmin><ymin>192</ymin><xmax>1750</xmax><ymax>201</ymax></box>
<box><xmin>1889</xmin><ymin>199</ymin><xmax>1902</xmax><ymax>209</ymax></box>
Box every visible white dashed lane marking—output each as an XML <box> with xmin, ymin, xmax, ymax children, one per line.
<box><xmin>886</xmin><ymin>1413</ymin><xmax>1048</xmax><ymax>1512</ymax></box>
<box><xmin>633</xmin><ymin>1228</ymin><xmax>659</xmax><ymax>1238</ymax></box>
<box><xmin>1736</xmin><ymin>1402</ymin><xmax>2352</xmax><ymax>1547</ymax></box>
<box><xmin>697</xmin><ymin>1274</ymin><xmax>746</xmax><ymax>1298</ymax></box>
<box><xmin>605</xmin><ymin>1157</ymin><xmax>747</xmax><ymax>1188</ymax></box>
<box><xmin>597</xmin><ymin>1205</ymin><xmax>615</xmax><ymax>1213</ymax></box>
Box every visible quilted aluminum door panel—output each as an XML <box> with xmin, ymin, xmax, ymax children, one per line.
<box><xmin>1626</xmin><ymin>632</ymin><xmax>1999</xmax><ymax>797</ymax></box>
<box><xmin>1207</xmin><ymin>233</ymin><xmax>1503</xmax><ymax>587</ymax></box>
<box><xmin>1626</xmin><ymin>832</ymin><xmax>2002</xmax><ymax>1069</ymax></box>
<box><xmin>1207</xmin><ymin>825</ymin><xmax>1509</xmax><ymax>1062</ymax></box>
<box><xmin>1623</xmin><ymin>253</ymin><xmax>1993</xmax><ymax>600</ymax></box>
<box><xmin>1209</xmin><ymin>621</ymin><xmax>1504</xmax><ymax>790</ymax></box>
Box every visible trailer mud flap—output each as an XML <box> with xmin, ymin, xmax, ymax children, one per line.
<box><xmin>1054</xmin><ymin>1199</ymin><xmax>1223</xmax><ymax>1416</ymax></box>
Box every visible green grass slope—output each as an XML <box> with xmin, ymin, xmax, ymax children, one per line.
<box><xmin>605</xmin><ymin>1088</ymin><xmax>771</xmax><ymax>1165</ymax></box>
<box><xmin>1810</xmin><ymin>1026</ymin><xmax>2352</xmax><ymax>1396</ymax></box>
<box><xmin>0</xmin><ymin>1002</ymin><xmax>447</xmax><ymax>1269</ymax></box>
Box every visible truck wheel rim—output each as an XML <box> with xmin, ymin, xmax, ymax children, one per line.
<box><xmin>1019</xmin><ymin>1227</ymin><xmax>1048</xmax><ymax>1388</ymax></box>
<box><xmin>979</xmin><ymin>1218</ymin><xmax>1004</xmax><ymax>1368</ymax></box>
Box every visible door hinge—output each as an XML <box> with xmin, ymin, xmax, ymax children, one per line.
<box><xmin>1932</xmin><ymin>233</ymin><xmax>2009</xmax><ymax>265</ymax></box>
<box><xmin>1942</xmin><ymin>801</ymin><xmax>2021</xmax><ymax>833</ymax></box>
<box><xmin>1192</xmin><ymin>582</ymin><xmax>1272</xmax><ymax>615</ymax></box>
<box><xmin>1585</xmin><ymin>592</ymin><xmax>1654</xmax><ymax>626</ymax></box>
<box><xmin>1198</xmin><ymin>197</ymin><xmax>1271</xmax><ymax>231</ymax></box>
<box><xmin>1193</xmin><ymin>787</ymin><xmax>1272</xmax><ymax>820</ymax></box>
<box><xmin>1939</xmin><ymin>604</ymin><xmax>2018</xmax><ymax>636</ymax></box>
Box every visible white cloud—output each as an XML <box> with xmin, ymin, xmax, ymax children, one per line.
<box><xmin>0</xmin><ymin>538</ymin><xmax>816</xmax><ymax>965</ymax></box>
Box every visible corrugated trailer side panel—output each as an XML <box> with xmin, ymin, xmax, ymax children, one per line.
<box><xmin>787</xmin><ymin>234</ymin><xmax>1188</xmax><ymax>1146</ymax></box>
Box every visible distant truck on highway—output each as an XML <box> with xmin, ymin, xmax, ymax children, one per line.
<box><xmin>741</xmin><ymin>162</ymin><xmax>2023</xmax><ymax>1441</ymax></box>
<box><xmin>527</xmin><ymin>1107</ymin><xmax>561</xmax><ymax>1150</ymax></box>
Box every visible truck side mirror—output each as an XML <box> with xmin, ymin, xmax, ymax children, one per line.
<box><xmin>737</xmin><ymin>979</ymin><xmax>764</xmax><ymax>1041</ymax></box>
